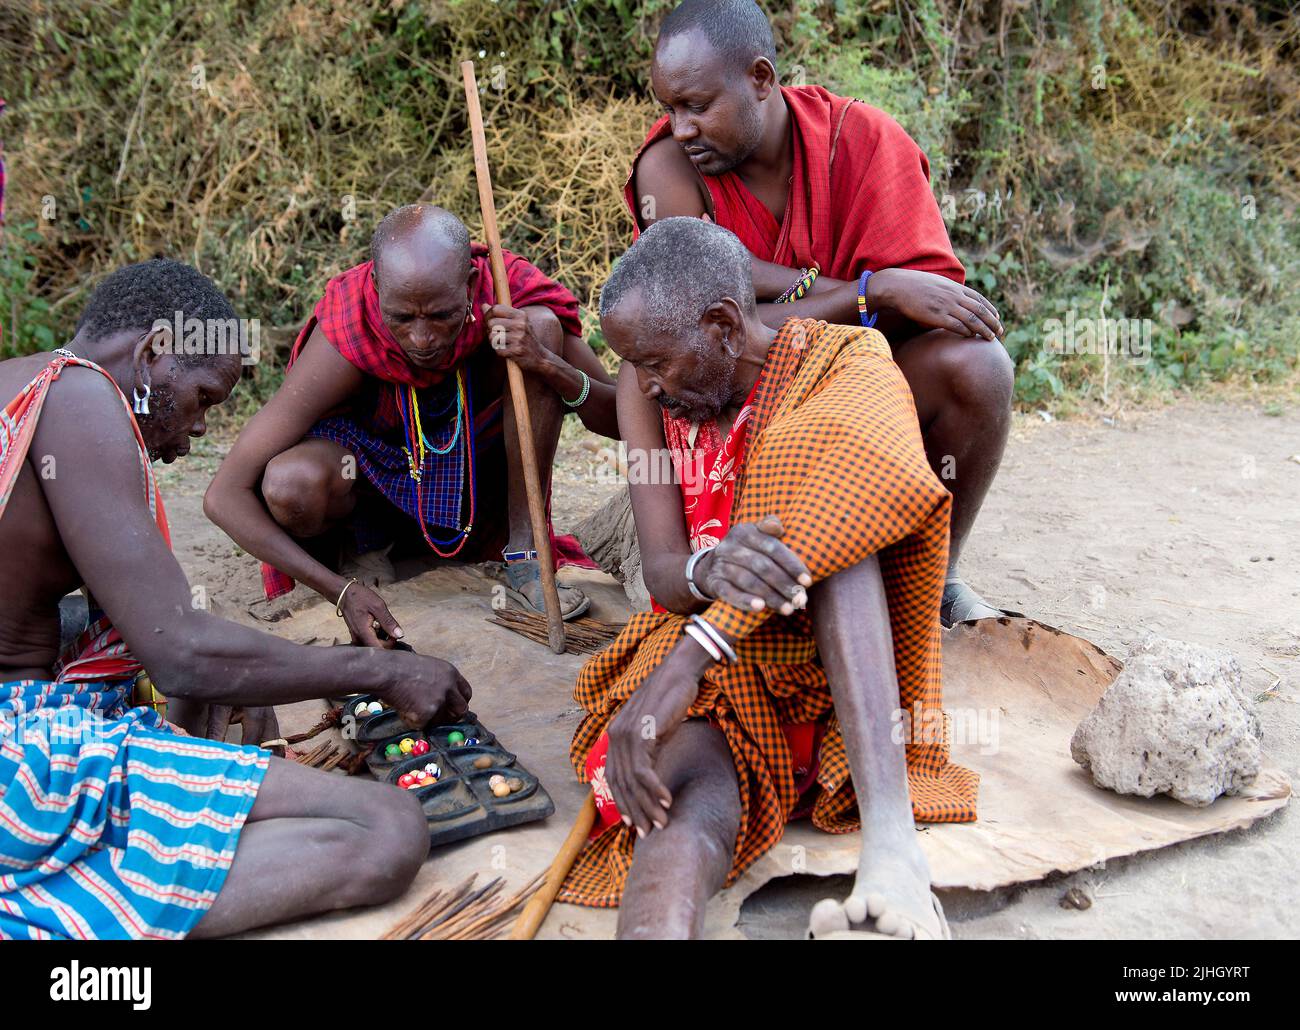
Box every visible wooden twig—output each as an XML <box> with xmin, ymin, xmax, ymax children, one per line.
<box><xmin>487</xmin><ymin>608</ymin><xmax>624</xmax><ymax>655</ymax></box>
<box><xmin>283</xmin><ymin>707</ymin><xmax>343</xmax><ymax>745</ymax></box>
<box><xmin>510</xmin><ymin>795</ymin><xmax>596</xmax><ymax>939</ymax></box>
<box><xmin>418</xmin><ymin>877</ymin><xmax>504</xmax><ymax>938</ymax></box>
<box><xmin>381</xmin><ymin>875</ymin><xmax>478</xmax><ymax>941</ymax></box>
<box><xmin>462</xmin><ymin>59</ymin><xmax>566</xmax><ymax>655</ymax></box>
<box><xmin>432</xmin><ymin>873</ymin><xmax>545</xmax><ymax>941</ymax></box>
<box><xmin>382</xmin><ymin>872</ymin><xmax>546</xmax><ymax>941</ymax></box>
<box><xmin>294</xmin><ymin>739</ymin><xmax>332</xmax><ymax>767</ymax></box>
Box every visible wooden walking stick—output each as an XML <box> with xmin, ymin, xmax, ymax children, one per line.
<box><xmin>461</xmin><ymin>60</ymin><xmax>565</xmax><ymax>654</ymax></box>
<box><xmin>509</xmin><ymin>794</ymin><xmax>597</xmax><ymax>939</ymax></box>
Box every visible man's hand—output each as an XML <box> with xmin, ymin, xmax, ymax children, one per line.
<box><xmin>868</xmin><ymin>267</ymin><xmax>1004</xmax><ymax>341</ymax></box>
<box><xmin>605</xmin><ymin>644</ymin><xmax>705</xmax><ymax>837</ymax></box>
<box><xmin>168</xmin><ymin>702</ymin><xmax>281</xmax><ymax>752</ymax></box>
<box><xmin>339</xmin><ymin>581</ymin><xmax>404</xmax><ymax>649</ymax></box>
<box><xmin>482</xmin><ymin>302</ymin><xmax>551</xmax><ymax>375</ymax></box>
<box><xmin>697</xmin><ymin>515</ymin><xmax>812</xmax><ymax>614</ymax></box>
<box><xmin>382</xmin><ymin>652</ymin><xmax>473</xmax><ymax>729</ymax></box>
<box><xmin>233</xmin><ymin>706</ymin><xmax>281</xmax><ymax>750</ymax></box>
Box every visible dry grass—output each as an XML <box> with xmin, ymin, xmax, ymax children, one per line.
<box><xmin>1</xmin><ymin>1</ymin><xmax>1295</xmax><ymax>404</ymax></box>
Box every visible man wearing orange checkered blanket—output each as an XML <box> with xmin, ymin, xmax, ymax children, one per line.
<box><xmin>558</xmin><ymin>217</ymin><xmax>979</xmax><ymax>939</ymax></box>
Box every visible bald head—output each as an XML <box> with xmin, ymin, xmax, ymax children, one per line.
<box><xmin>370</xmin><ymin>204</ymin><xmax>472</xmax><ymax>285</ymax></box>
<box><xmin>367</xmin><ymin>205</ymin><xmax>479</xmax><ymax>370</ymax></box>
<box><xmin>657</xmin><ymin>0</ymin><xmax>777</xmax><ymax>77</ymax></box>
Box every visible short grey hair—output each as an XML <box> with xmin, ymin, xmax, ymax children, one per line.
<box><xmin>599</xmin><ymin>218</ymin><xmax>755</xmax><ymax>337</ymax></box>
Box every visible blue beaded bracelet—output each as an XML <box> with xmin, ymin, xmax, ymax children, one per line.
<box><xmin>857</xmin><ymin>269</ymin><xmax>879</xmax><ymax>329</ymax></box>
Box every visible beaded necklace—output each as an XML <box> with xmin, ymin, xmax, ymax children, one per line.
<box><xmin>396</xmin><ymin>368</ymin><xmax>476</xmax><ymax>557</ymax></box>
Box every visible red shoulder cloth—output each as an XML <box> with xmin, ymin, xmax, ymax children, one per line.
<box><xmin>288</xmin><ymin>244</ymin><xmax>583</xmax><ymax>384</ymax></box>
<box><xmin>623</xmin><ymin>85</ymin><xmax>963</xmax><ymax>284</ymax></box>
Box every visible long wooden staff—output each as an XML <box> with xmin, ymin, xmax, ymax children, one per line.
<box><xmin>461</xmin><ymin>60</ymin><xmax>565</xmax><ymax>654</ymax></box>
<box><xmin>509</xmin><ymin>794</ymin><xmax>597</xmax><ymax>939</ymax></box>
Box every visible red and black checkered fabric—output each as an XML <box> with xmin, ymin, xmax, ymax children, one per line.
<box><xmin>559</xmin><ymin>318</ymin><xmax>979</xmax><ymax>908</ymax></box>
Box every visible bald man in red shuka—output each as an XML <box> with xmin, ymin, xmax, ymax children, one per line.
<box><xmin>629</xmin><ymin>0</ymin><xmax>1015</xmax><ymax>626</ymax></box>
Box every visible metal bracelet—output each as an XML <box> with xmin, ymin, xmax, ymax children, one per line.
<box><xmin>335</xmin><ymin>577</ymin><xmax>358</xmax><ymax>617</ymax></box>
<box><xmin>685</xmin><ymin>544</ymin><xmax>716</xmax><ymax>602</ymax></box>
<box><xmin>690</xmin><ymin>614</ymin><xmax>739</xmax><ymax>664</ymax></box>
<box><xmin>683</xmin><ymin>622</ymin><xmax>723</xmax><ymax>663</ymax></box>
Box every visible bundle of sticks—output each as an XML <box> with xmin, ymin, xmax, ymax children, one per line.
<box><xmin>292</xmin><ymin>737</ymin><xmax>369</xmax><ymax>775</ymax></box>
<box><xmin>487</xmin><ymin>608</ymin><xmax>625</xmax><ymax>655</ymax></box>
<box><xmin>283</xmin><ymin>706</ymin><xmax>343</xmax><ymax>746</ymax></box>
<box><xmin>381</xmin><ymin>873</ymin><xmax>545</xmax><ymax>941</ymax></box>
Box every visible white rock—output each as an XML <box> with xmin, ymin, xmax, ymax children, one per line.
<box><xmin>1070</xmin><ymin>636</ymin><xmax>1262</xmax><ymax>807</ymax></box>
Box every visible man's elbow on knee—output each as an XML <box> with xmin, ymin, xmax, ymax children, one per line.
<box><xmin>202</xmin><ymin>479</ymin><xmax>230</xmax><ymax>529</ymax></box>
<box><xmin>527</xmin><ymin>308</ymin><xmax>564</xmax><ymax>356</ymax></box>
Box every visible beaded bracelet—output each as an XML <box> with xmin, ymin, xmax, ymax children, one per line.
<box><xmin>776</xmin><ymin>266</ymin><xmax>819</xmax><ymax>304</ymax></box>
<box><xmin>857</xmin><ymin>269</ymin><xmax>879</xmax><ymax>329</ymax></box>
<box><xmin>563</xmin><ymin>369</ymin><xmax>591</xmax><ymax>409</ymax></box>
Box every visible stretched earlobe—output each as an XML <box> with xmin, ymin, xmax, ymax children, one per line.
<box><xmin>132</xmin><ymin>381</ymin><xmax>152</xmax><ymax>416</ymax></box>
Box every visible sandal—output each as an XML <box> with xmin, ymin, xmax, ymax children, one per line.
<box><xmin>502</xmin><ymin>557</ymin><xmax>591</xmax><ymax>621</ymax></box>
<box><xmin>941</xmin><ymin>576</ymin><xmax>1020</xmax><ymax>628</ymax></box>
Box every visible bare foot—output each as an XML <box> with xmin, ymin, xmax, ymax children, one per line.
<box><xmin>808</xmin><ymin>836</ymin><xmax>947</xmax><ymax>939</ymax></box>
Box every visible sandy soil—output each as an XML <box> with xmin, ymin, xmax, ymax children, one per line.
<box><xmin>160</xmin><ymin>398</ymin><xmax>1299</xmax><ymax>939</ymax></box>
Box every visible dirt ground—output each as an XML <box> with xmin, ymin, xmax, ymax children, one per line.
<box><xmin>160</xmin><ymin>397</ymin><xmax>1299</xmax><ymax>939</ymax></box>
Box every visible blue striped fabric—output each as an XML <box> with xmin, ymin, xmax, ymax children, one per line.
<box><xmin>0</xmin><ymin>680</ymin><xmax>269</xmax><ymax>939</ymax></box>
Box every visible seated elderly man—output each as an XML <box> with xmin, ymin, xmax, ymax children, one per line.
<box><xmin>0</xmin><ymin>259</ymin><xmax>471</xmax><ymax>939</ymax></box>
<box><xmin>557</xmin><ymin>219</ymin><xmax>978</xmax><ymax>939</ymax></box>
<box><xmin>205</xmin><ymin>204</ymin><xmax>617</xmax><ymax>644</ymax></box>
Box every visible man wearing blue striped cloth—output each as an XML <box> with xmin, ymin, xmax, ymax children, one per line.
<box><xmin>0</xmin><ymin>259</ymin><xmax>470</xmax><ymax>939</ymax></box>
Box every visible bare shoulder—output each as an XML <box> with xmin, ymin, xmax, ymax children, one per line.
<box><xmin>38</xmin><ymin>361</ymin><xmax>135</xmax><ymax>420</ymax></box>
<box><xmin>637</xmin><ymin>136</ymin><xmax>696</xmax><ymax>182</ymax></box>
<box><xmin>33</xmin><ymin>363</ymin><xmax>145</xmax><ymax>469</ymax></box>
<box><xmin>633</xmin><ymin>137</ymin><xmax>708</xmax><ymax>224</ymax></box>
<box><xmin>616</xmin><ymin>361</ymin><xmax>666</xmax><ymax>446</ymax></box>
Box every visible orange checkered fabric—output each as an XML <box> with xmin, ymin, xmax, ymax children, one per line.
<box><xmin>558</xmin><ymin>318</ymin><xmax>979</xmax><ymax>908</ymax></box>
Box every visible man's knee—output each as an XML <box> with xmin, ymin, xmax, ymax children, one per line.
<box><xmin>337</xmin><ymin>788</ymin><xmax>428</xmax><ymax>908</ymax></box>
<box><xmin>530</xmin><ymin>312</ymin><xmax>564</xmax><ymax>357</ymax></box>
<box><xmin>658</xmin><ymin>728</ymin><xmax>742</xmax><ymax>848</ymax></box>
<box><xmin>943</xmin><ymin>336</ymin><xmax>1014</xmax><ymax>414</ymax></box>
<box><xmin>262</xmin><ymin>453</ymin><xmax>340</xmax><ymax>536</ymax></box>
